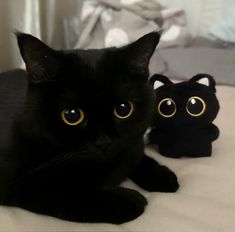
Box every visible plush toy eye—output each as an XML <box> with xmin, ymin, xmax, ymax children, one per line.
<box><xmin>186</xmin><ymin>96</ymin><xmax>206</xmax><ymax>117</ymax></box>
<box><xmin>158</xmin><ymin>98</ymin><xmax>176</xmax><ymax>118</ymax></box>
<box><xmin>61</xmin><ymin>108</ymin><xmax>85</xmax><ymax>126</ymax></box>
<box><xmin>114</xmin><ymin>101</ymin><xmax>134</xmax><ymax>119</ymax></box>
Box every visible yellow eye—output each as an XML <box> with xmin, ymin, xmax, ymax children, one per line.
<box><xmin>158</xmin><ymin>98</ymin><xmax>176</xmax><ymax>118</ymax></box>
<box><xmin>186</xmin><ymin>96</ymin><xmax>206</xmax><ymax>117</ymax></box>
<box><xmin>61</xmin><ymin>108</ymin><xmax>85</xmax><ymax>126</ymax></box>
<box><xmin>114</xmin><ymin>101</ymin><xmax>134</xmax><ymax>119</ymax></box>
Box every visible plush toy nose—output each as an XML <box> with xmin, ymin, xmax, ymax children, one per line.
<box><xmin>94</xmin><ymin>134</ymin><xmax>112</xmax><ymax>150</ymax></box>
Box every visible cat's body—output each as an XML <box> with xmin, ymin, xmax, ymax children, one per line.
<box><xmin>0</xmin><ymin>32</ymin><xmax>179</xmax><ymax>224</ymax></box>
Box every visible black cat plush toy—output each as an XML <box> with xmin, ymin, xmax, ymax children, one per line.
<box><xmin>149</xmin><ymin>74</ymin><xmax>220</xmax><ymax>158</ymax></box>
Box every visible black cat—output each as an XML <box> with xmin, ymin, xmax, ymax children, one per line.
<box><xmin>149</xmin><ymin>74</ymin><xmax>220</xmax><ymax>158</ymax></box>
<box><xmin>0</xmin><ymin>32</ymin><xmax>179</xmax><ymax>224</ymax></box>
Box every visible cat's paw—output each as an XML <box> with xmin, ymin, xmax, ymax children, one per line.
<box><xmin>142</xmin><ymin>166</ymin><xmax>179</xmax><ymax>192</ymax></box>
<box><xmin>155</xmin><ymin>165</ymin><xmax>179</xmax><ymax>192</ymax></box>
<box><xmin>102</xmin><ymin>188</ymin><xmax>147</xmax><ymax>224</ymax></box>
<box><xmin>130</xmin><ymin>155</ymin><xmax>179</xmax><ymax>193</ymax></box>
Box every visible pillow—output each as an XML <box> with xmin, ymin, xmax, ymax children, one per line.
<box><xmin>149</xmin><ymin>47</ymin><xmax>235</xmax><ymax>86</ymax></box>
<box><xmin>210</xmin><ymin>8</ymin><xmax>235</xmax><ymax>43</ymax></box>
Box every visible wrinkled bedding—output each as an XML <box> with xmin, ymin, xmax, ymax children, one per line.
<box><xmin>74</xmin><ymin>0</ymin><xmax>191</xmax><ymax>49</ymax></box>
<box><xmin>0</xmin><ymin>84</ymin><xmax>234</xmax><ymax>231</ymax></box>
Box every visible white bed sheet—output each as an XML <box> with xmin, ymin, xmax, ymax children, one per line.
<box><xmin>0</xmin><ymin>85</ymin><xmax>234</xmax><ymax>232</ymax></box>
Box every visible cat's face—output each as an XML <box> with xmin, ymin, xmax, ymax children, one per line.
<box><xmin>150</xmin><ymin>74</ymin><xmax>220</xmax><ymax>128</ymax></box>
<box><xmin>17</xmin><ymin>32</ymin><xmax>160</xmax><ymax>162</ymax></box>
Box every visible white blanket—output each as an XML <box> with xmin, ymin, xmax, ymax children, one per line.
<box><xmin>0</xmin><ymin>85</ymin><xmax>234</xmax><ymax>231</ymax></box>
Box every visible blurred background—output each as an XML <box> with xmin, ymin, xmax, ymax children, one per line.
<box><xmin>0</xmin><ymin>0</ymin><xmax>235</xmax><ymax>85</ymax></box>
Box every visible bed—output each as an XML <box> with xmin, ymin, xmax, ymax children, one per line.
<box><xmin>0</xmin><ymin>48</ymin><xmax>234</xmax><ymax>231</ymax></box>
<box><xmin>0</xmin><ymin>0</ymin><xmax>235</xmax><ymax>230</ymax></box>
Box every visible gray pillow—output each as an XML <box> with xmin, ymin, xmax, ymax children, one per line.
<box><xmin>150</xmin><ymin>48</ymin><xmax>235</xmax><ymax>86</ymax></box>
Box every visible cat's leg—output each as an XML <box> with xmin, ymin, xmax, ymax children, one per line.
<box><xmin>129</xmin><ymin>155</ymin><xmax>179</xmax><ymax>192</ymax></box>
<box><xmin>3</xmin><ymin>186</ymin><xmax>147</xmax><ymax>224</ymax></box>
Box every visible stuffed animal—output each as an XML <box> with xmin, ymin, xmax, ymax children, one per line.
<box><xmin>148</xmin><ymin>74</ymin><xmax>220</xmax><ymax>158</ymax></box>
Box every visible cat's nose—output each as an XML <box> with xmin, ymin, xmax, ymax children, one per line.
<box><xmin>94</xmin><ymin>134</ymin><xmax>112</xmax><ymax>150</ymax></box>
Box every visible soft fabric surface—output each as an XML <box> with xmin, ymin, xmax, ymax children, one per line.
<box><xmin>210</xmin><ymin>8</ymin><xmax>235</xmax><ymax>43</ymax></box>
<box><xmin>150</xmin><ymin>48</ymin><xmax>235</xmax><ymax>86</ymax></box>
<box><xmin>158</xmin><ymin>0</ymin><xmax>235</xmax><ymax>39</ymax></box>
<box><xmin>74</xmin><ymin>0</ymin><xmax>191</xmax><ymax>49</ymax></box>
<box><xmin>0</xmin><ymin>85</ymin><xmax>234</xmax><ymax>231</ymax></box>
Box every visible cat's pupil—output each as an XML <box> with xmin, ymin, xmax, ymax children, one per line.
<box><xmin>116</xmin><ymin>102</ymin><xmax>131</xmax><ymax>117</ymax></box>
<box><xmin>64</xmin><ymin>108</ymin><xmax>81</xmax><ymax>123</ymax></box>
<box><xmin>158</xmin><ymin>98</ymin><xmax>176</xmax><ymax>117</ymax></box>
<box><xmin>186</xmin><ymin>97</ymin><xmax>206</xmax><ymax>116</ymax></box>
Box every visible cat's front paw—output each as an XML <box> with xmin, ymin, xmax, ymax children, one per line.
<box><xmin>139</xmin><ymin>165</ymin><xmax>179</xmax><ymax>192</ymax></box>
<box><xmin>103</xmin><ymin>188</ymin><xmax>147</xmax><ymax>224</ymax></box>
<box><xmin>130</xmin><ymin>156</ymin><xmax>179</xmax><ymax>192</ymax></box>
<box><xmin>155</xmin><ymin>165</ymin><xmax>179</xmax><ymax>192</ymax></box>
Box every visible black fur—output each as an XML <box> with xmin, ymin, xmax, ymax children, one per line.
<box><xmin>149</xmin><ymin>74</ymin><xmax>220</xmax><ymax>158</ymax></box>
<box><xmin>0</xmin><ymin>32</ymin><xmax>179</xmax><ymax>224</ymax></box>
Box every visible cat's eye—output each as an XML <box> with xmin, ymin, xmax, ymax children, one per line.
<box><xmin>158</xmin><ymin>98</ymin><xmax>176</xmax><ymax>118</ymax></box>
<box><xmin>114</xmin><ymin>101</ymin><xmax>134</xmax><ymax>119</ymax></box>
<box><xmin>186</xmin><ymin>96</ymin><xmax>206</xmax><ymax>117</ymax></box>
<box><xmin>61</xmin><ymin>108</ymin><xmax>85</xmax><ymax>126</ymax></box>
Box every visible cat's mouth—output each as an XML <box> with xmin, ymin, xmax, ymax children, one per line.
<box><xmin>72</xmin><ymin>137</ymin><xmax>124</xmax><ymax>164</ymax></box>
<box><xmin>77</xmin><ymin>144</ymin><xmax>114</xmax><ymax>163</ymax></box>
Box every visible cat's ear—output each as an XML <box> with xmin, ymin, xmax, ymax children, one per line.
<box><xmin>16</xmin><ymin>32</ymin><xmax>59</xmax><ymax>83</ymax></box>
<box><xmin>120</xmin><ymin>31</ymin><xmax>161</xmax><ymax>78</ymax></box>
<box><xmin>150</xmin><ymin>74</ymin><xmax>172</xmax><ymax>90</ymax></box>
<box><xmin>190</xmin><ymin>74</ymin><xmax>216</xmax><ymax>92</ymax></box>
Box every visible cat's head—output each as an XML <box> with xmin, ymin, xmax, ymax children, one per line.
<box><xmin>17</xmin><ymin>31</ymin><xmax>160</xmax><ymax>162</ymax></box>
<box><xmin>150</xmin><ymin>74</ymin><xmax>220</xmax><ymax>128</ymax></box>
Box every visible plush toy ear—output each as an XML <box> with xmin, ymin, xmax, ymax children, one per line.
<box><xmin>150</xmin><ymin>74</ymin><xmax>172</xmax><ymax>90</ymax></box>
<box><xmin>119</xmin><ymin>31</ymin><xmax>161</xmax><ymax>78</ymax></box>
<box><xmin>16</xmin><ymin>32</ymin><xmax>59</xmax><ymax>83</ymax></box>
<box><xmin>190</xmin><ymin>74</ymin><xmax>216</xmax><ymax>92</ymax></box>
